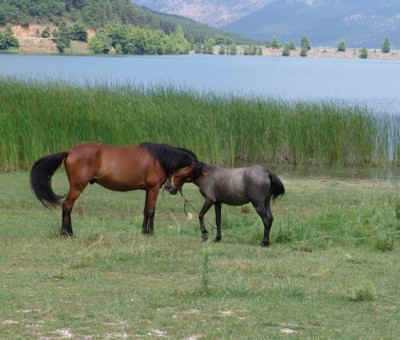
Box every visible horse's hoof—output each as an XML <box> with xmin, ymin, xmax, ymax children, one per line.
<box><xmin>201</xmin><ymin>234</ymin><xmax>208</xmax><ymax>241</ymax></box>
<box><xmin>214</xmin><ymin>237</ymin><xmax>221</xmax><ymax>243</ymax></box>
<box><xmin>60</xmin><ymin>232</ymin><xmax>73</xmax><ymax>238</ymax></box>
<box><xmin>260</xmin><ymin>241</ymin><xmax>270</xmax><ymax>247</ymax></box>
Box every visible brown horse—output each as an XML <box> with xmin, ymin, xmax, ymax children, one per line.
<box><xmin>30</xmin><ymin>142</ymin><xmax>201</xmax><ymax>237</ymax></box>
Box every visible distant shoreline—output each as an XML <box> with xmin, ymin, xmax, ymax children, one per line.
<box><xmin>7</xmin><ymin>24</ymin><xmax>400</xmax><ymax>61</ymax></box>
<box><xmin>253</xmin><ymin>46</ymin><xmax>400</xmax><ymax>61</ymax></box>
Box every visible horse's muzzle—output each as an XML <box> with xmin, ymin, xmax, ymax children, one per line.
<box><xmin>168</xmin><ymin>187</ymin><xmax>178</xmax><ymax>195</ymax></box>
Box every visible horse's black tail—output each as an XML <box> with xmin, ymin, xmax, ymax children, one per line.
<box><xmin>268</xmin><ymin>172</ymin><xmax>285</xmax><ymax>199</ymax></box>
<box><xmin>30</xmin><ymin>152</ymin><xmax>68</xmax><ymax>207</ymax></box>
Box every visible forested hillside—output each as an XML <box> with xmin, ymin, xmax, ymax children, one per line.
<box><xmin>0</xmin><ymin>0</ymin><xmax>247</xmax><ymax>44</ymax></box>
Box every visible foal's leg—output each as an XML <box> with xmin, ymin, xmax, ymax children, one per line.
<box><xmin>214</xmin><ymin>202</ymin><xmax>222</xmax><ymax>242</ymax></box>
<box><xmin>62</xmin><ymin>183</ymin><xmax>86</xmax><ymax>237</ymax></box>
<box><xmin>252</xmin><ymin>198</ymin><xmax>273</xmax><ymax>247</ymax></box>
<box><xmin>199</xmin><ymin>199</ymin><xmax>214</xmax><ymax>241</ymax></box>
<box><xmin>142</xmin><ymin>186</ymin><xmax>160</xmax><ymax>235</ymax></box>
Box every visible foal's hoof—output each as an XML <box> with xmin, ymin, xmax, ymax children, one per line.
<box><xmin>214</xmin><ymin>237</ymin><xmax>221</xmax><ymax>243</ymax></box>
<box><xmin>260</xmin><ymin>241</ymin><xmax>270</xmax><ymax>247</ymax></box>
<box><xmin>201</xmin><ymin>233</ymin><xmax>208</xmax><ymax>241</ymax></box>
<box><xmin>60</xmin><ymin>232</ymin><xmax>73</xmax><ymax>238</ymax></box>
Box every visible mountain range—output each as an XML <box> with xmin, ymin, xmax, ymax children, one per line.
<box><xmin>134</xmin><ymin>0</ymin><xmax>400</xmax><ymax>47</ymax></box>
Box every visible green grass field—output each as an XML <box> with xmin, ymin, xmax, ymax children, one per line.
<box><xmin>1</xmin><ymin>171</ymin><xmax>400</xmax><ymax>339</ymax></box>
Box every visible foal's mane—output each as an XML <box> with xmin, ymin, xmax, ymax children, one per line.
<box><xmin>141</xmin><ymin>142</ymin><xmax>198</xmax><ymax>176</ymax></box>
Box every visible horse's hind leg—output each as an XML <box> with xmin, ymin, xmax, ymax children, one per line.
<box><xmin>199</xmin><ymin>199</ymin><xmax>213</xmax><ymax>241</ymax></box>
<box><xmin>142</xmin><ymin>186</ymin><xmax>160</xmax><ymax>235</ymax></box>
<box><xmin>252</xmin><ymin>198</ymin><xmax>273</xmax><ymax>247</ymax></box>
<box><xmin>61</xmin><ymin>184</ymin><xmax>86</xmax><ymax>237</ymax></box>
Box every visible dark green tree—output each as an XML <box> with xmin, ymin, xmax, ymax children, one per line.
<box><xmin>0</xmin><ymin>26</ymin><xmax>19</xmax><ymax>50</ymax></box>
<box><xmin>282</xmin><ymin>44</ymin><xmax>290</xmax><ymax>57</ymax></box>
<box><xmin>70</xmin><ymin>23</ymin><xmax>88</xmax><ymax>42</ymax></box>
<box><xmin>271</xmin><ymin>38</ymin><xmax>280</xmax><ymax>49</ymax></box>
<box><xmin>288</xmin><ymin>41</ymin><xmax>296</xmax><ymax>50</ymax></box>
<box><xmin>381</xmin><ymin>37</ymin><xmax>391</xmax><ymax>53</ymax></box>
<box><xmin>300</xmin><ymin>47</ymin><xmax>308</xmax><ymax>57</ymax></box>
<box><xmin>359</xmin><ymin>47</ymin><xmax>368</xmax><ymax>59</ymax></box>
<box><xmin>337</xmin><ymin>41</ymin><xmax>346</xmax><ymax>52</ymax></box>
<box><xmin>41</xmin><ymin>26</ymin><xmax>51</xmax><ymax>38</ymax></box>
<box><xmin>88</xmin><ymin>29</ymin><xmax>111</xmax><ymax>54</ymax></box>
<box><xmin>52</xmin><ymin>23</ymin><xmax>71</xmax><ymax>53</ymax></box>
<box><xmin>301</xmin><ymin>36</ymin><xmax>311</xmax><ymax>51</ymax></box>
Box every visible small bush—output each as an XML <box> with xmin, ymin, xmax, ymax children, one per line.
<box><xmin>350</xmin><ymin>281</ymin><xmax>376</xmax><ymax>301</ymax></box>
<box><xmin>282</xmin><ymin>44</ymin><xmax>290</xmax><ymax>57</ymax></box>
<box><xmin>375</xmin><ymin>232</ymin><xmax>394</xmax><ymax>252</ymax></box>
<box><xmin>337</xmin><ymin>41</ymin><xmax>346</xmax><ymax>52</ymax></box>
<box><xmin>0</xmin><ymin>26</ymin><xmax>19</xmax><ymax>50</ymax></box>
<box><xmin>300</xmin><ymin>47</ymin><xmax>308</xmax><ymax>57</ymax></box>
<box><xmin>359</xmin><ymin>48</ymin><xmax>368</xmax><ymax>59</ymax></box>
<box><xmin>41</xmin><ymin>26</ymin><xmax>51</xmax><ymax>38</ymax></box>
<box><xmin>381</xmin><ymin>37</ymin><xmax>391</xmax><ymax>54</ymax></box>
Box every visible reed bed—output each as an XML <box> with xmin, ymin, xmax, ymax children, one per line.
<box><xmin>0</xmin><ymin>77</ymin><xmax>399</xmax><ymax>170</ymax></box>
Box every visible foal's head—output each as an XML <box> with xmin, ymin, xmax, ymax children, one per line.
<box><xmin>165</xmin><ymin>161</ymin><xmax>204</xmax><ymax>195</ymax></box>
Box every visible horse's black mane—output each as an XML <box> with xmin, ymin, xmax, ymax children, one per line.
<box><xmin>141</xmin><ymin>142</ymin><xmax>199</xmax><ymax>176</ymax></box>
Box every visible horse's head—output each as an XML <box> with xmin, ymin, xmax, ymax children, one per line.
<box><xmin>164</xmin><ymin>162</ymin><xmax>203</xmax><ymax>195</ymax></box>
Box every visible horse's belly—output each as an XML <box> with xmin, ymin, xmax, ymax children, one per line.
<box><xmin>95</xmin><ymin>174</ymin><xmax>146</xmax><ymax>191</ymax></box>
<box><xmin>217</xmin><ymin>191</ymin><xmax>249</xmax><ymax>205</ymax></box>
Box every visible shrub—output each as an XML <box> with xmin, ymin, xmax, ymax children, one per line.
<box><xmin>282</xmin><ymin>44</ymin><xmax>290</xmax><ymax>57</ymax></box>
<box><xmin>301</xmin><ymin>36</ymin><xmax>311</xmax><ymax>51</ymax></box>
<box><xmin>381</xmin><ymin>37</ymin><xmax>391</xmax><ymax>54</ymax></box>
<box><xmin>375</xmin><ymin>232</ymin><xmax>394</xmax><ymax>252</ymax></box>
<box><xmin>88</xmin><ymin>30</ymin><xmax>112</xmax><ymax>54</ymax></box>
<box><xmin>337</xmin><ymin>41</ymin><xmax>346</xmax><ymax>52</ymax></box>
<box><xmin>41</xmin><ymin>26</ymin><xmax>51</xmax><ymax>38</ymax></box>
<box><xmin>271</xmin><ymin>38</ymin><xmax>280</xmax><ymax>49</ymax></box>
<box><xmin>288</xmin><ymin>41</ymin><xmax>296</xmax><ymax>50</ymax></box>
<box><xmin>70</xmin><ymin>23</ymin><xmax>88</xmax><ymax>42</ymax></box>
<box><xmin>0</xmin><ymin>26</ymin><xmax>19</xmax><ymax>50</ymax></box>
<box><xmin>52</xmin><ymin>23</ymin><xmax>71</xmax><ymax>53</ymax></box>
<box><xmin>350</xmin><ymin>282</ymin><xmax>376</xmax><ymax>301</ymax></box>
<box><xmin>359</xmin><ymin>47</ymin><xmax>368</xmax><ymax>59</ymax></box>
<box><xmin>300</xmin><ymin>47</ymin><xmax>308</xmax><ymax>57</ymax></box>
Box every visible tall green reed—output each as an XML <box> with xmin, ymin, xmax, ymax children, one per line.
<box><xmin>0</xmin><ymin>78</ymin><xmax>398</xmax><ymax>170</ymax></box>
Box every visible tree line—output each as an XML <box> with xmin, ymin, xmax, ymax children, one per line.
<box><xmin>89</xmin><ymin>23</ymin><xmax>190</xmax><ymax>55</ymax></box>
<box><xmin>262</xmin><ymin>36</ymin><xmax>393</xmax><ymax>58</ymax></box>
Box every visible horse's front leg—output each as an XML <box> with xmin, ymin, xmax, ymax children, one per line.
<box><xmin>214</xmin><ymin>202</ymin><xmax>222</xmax><ymax>242</ymax></box>
<box><xmin>142</xmin><ymin>186</ymin><xmax>160</xmax><ymax>235</ymax></box>
<box><xmin>199</xmin><ymin>199</ymin><xmax>213</xmax><ymax>241</ymax></box>
<box><xmin>142</xmin><ymin>190</ymin><xmax>149</xmax><ymax>234</ymax></box>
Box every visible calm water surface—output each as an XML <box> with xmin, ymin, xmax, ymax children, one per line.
<box><xmin>1</xmin><ymin>53</ymin><xmax>400</xmax><ymax>114</ymax></box>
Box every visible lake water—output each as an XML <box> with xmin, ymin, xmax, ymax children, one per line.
<box><xmin>1</xmin><ymin>53</ymin><xmax>400</xmax><ymax>114</ymax></box>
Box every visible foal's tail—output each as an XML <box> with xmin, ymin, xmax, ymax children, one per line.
<box><xmin>30</xmin><ymin>152</ymin><xmax>68</xmax><ymax>207</ymax></box>
<box><xmin>268</xmin><ymin>172</ymin><xmax>285</xmax><ymax>199</ymax></box>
